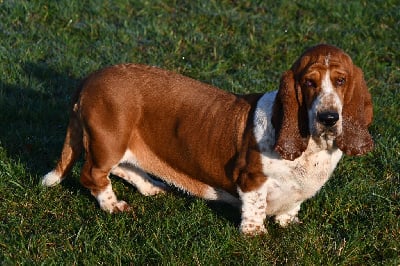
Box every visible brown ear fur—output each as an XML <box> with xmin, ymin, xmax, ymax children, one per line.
<box><xmin>336</xmin><ymin>66</ymin><xmax>374</xmax><ymax>155</ymax></box>
<box><xmin>272</xmin><ymin>70</ymin><xmax>309</xmax><ymax>160</ymax></box>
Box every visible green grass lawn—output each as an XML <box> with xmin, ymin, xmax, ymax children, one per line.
<box><xmin>0</xmin><ymin>0</ymin><xmax>399</xmax><ymax>264</ymax></box>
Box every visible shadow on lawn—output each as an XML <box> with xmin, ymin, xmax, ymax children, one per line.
<box><xmin>0</xmin><ymin>62</ymin><xmax>82</xmax><ymax>189</ymax></box>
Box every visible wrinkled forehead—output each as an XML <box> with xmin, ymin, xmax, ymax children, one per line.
<box><xmin>295</xmin><ymin>47</ymin><xmax>353</xmax><ymax>75</ymax></box>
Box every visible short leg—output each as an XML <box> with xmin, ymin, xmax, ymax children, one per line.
<box><xmin>238</xmin><ymin>182</ymin><xmax>268</xmax><ymax>235</ymax></box>
<box><xmin>80</xmin><ymin>159</ymin><xmax>131</xmax><ymax>213</ymax></box>
<box><xmin>275</xmin><ymin>203</ymin><xmax>302</xmax><ymax>227</ymax></box>
<box><xmin>111</xmin><ymin>166</ymin><xmax>168</xmax><ymax>196</ymax></box>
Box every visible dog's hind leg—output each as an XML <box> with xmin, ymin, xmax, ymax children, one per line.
<box><xmin>80</xmin><ymin>155</ymin><xmax>131</xmax><ymax>213</ymax></box>
<box><xmin>78</xmin><ymin>125</ymin><xmax>133</xmax><ymax>213</ymax></box>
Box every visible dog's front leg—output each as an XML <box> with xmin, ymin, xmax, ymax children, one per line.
<box><xmin>238</xmin><ymin>181</ymin><xmax>268</xmax><ymax>235</ymax></box>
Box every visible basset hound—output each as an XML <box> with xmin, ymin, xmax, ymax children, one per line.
<box><xmin>42</xmin><ymin>44</ymin><xmax>373</xmax><ymax>235</ymax></box>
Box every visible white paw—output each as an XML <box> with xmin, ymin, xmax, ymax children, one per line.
<box><xmin>97</xmin><ymin>184</ymin><xmax>132</xmax><ymax>213</ymax></box>
<box><xmin>239</xmin><ymin>222</ymin><xmax>267</xmax><ymax>236</ymax></box>
<box><xmin>111</xmin><ymin>200</ymin><xmax>132</xmax><ymax>213</ymax></box>
<box><xmin>275</xmin><ymin>214</ymin><xmax>301</xmax><ymax>227</ymax></box>
<box><xmin>41</xmin><ymin>170</ymin><xmax>63</xmax><ymax>187</ymax></box>
<box><xmin>99</xmin><ymin>199</ymin><xmax>132</xmax><ymax>213</ymax></box>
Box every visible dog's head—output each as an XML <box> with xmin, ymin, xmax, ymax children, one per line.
<box><xmin>272</xmin><ymin>44</ymin><xmax>374</xmax><ymax>160</ymax></box>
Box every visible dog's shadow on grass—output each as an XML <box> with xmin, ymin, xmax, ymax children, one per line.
<box><xmin>0</xmin><ymin>62</ymin><xmax>80</xmax><ymax>182</ymax></box>
<box><xmin>162</xmin><ymin>183</ymin><xmax>242</xmax><ymax>227</ymax></box>
<box><xmin>206</xmin><ymin>200</ymin><xmax>242</xmax><ymax>227</ymax></box>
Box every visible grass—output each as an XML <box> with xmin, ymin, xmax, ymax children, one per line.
<box><xmin>0</xmin><ymin>0</ymin><xmax>399</xmax><ymax>264</ymax></box>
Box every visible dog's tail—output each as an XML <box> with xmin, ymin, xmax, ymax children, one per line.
<box><xmin>41</xmin><ymin>85</ymin><xmax>84</xmax><ymax>187</ymax></box>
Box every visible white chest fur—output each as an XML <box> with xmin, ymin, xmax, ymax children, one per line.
<box><xmin>253</xmin><ymin>92</ymin><xmax>343</xmax><ymax>216</ymax></box>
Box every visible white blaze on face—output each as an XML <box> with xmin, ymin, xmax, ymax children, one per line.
<box><xmin>324</xmin><ymin>53</ymin><xmax>331</xmax><ymax>66</ymax></box>
<box><xmin>309</xmin><ymin>70</ymin><xmax>343</xmax><ymax>139</ymax></box>
<box><xmin>321</xmin><ymin>70</ymin><xmax>334</xmax><ymax>93</ymax></box>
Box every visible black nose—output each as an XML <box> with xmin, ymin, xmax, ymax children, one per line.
<box><xmin>317</xmin><ymin>111</ymin><xmax>339</xmax><ymax>126</ymax></box>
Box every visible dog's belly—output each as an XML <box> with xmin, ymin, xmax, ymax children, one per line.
<box><xmin>261</xmin><ymin>146</ymin><xmax>343</xmax><ymax>216</ymax></box>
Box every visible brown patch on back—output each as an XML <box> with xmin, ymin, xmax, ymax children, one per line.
<box><xmin>76</xmin><ymin>64</ymin><xmax>266</xmax><ymax>196</ymax></box>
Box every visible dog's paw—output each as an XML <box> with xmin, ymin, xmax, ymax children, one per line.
<box><xmin>41</xmin><ymin>170</ymin><xmax>63</xmax><ymax>187</ymax></box>
<box><xmin>111</xmin><ymin>200</ymin><xmax>132</xmax><ymax>213</ymax></box>
<box><xmin>275</xmin><ymin>214</ymin><xmax>302</xmax><ymax>227</ymax></box>
<box><xmin>239</xmin><ymin>223</ymin><xmax>267</xmax><ymax>236</ymax></box>
<box><xmin>99</xmin><ymin>199</ymin><xmax>132</xmax><ymax>213</ymax></box>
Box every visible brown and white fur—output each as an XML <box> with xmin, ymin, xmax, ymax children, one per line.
<box><xmin>42</xmin><ymin>44</ymin><xmax>373</xmax><ymax>235</ymax></box>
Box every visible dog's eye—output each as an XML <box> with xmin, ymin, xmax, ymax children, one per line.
<box><xmin>304</xmin><ymin>79</ymin><xmax>316</xmax><ymax>88</ymax></box>
<box><xmin>335</xmin><ymin>77</ymin><xmax>346</xmax><ymax>86</ymax></box>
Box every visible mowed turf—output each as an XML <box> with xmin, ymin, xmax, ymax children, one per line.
<box><xmin>0</xmin><ymin>0</ymin><xmax>399</xmax><ymax>264</ymax></box>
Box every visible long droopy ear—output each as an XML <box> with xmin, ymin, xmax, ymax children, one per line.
<box><xmin>336</xmin><ymin>66</ymin><xmax>374</xmax><ymax>155</ymax></box>
<box><xmin>272</xmin><ymin>70</ymin><xmax>309</xmax><ymax>160</ymax></box>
